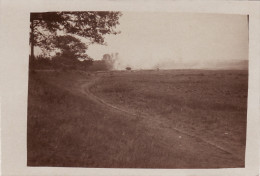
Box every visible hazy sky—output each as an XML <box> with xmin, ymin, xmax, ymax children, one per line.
<box><xmin>86</xmin><ymin>12</ymin><xmax>248</xmax><ymax>69</ymax></box>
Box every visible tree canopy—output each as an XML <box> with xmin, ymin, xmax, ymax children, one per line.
<box><xmin>54</xmin><ymin>35</ymin><xmax>90</xmax><ymax>60</ymax></box>
<box><xmin>30</xmin><ymin>11</ymin><xmax>122</xmax><ymax>61</ymax></box>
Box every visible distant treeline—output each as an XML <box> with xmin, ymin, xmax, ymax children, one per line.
<box><xmin>87</xmin><ymin>60</ymin><xmax>112</xmax><ymax>71</ymax></box>
<box><xmin>30</xmin><ymin>53</ymin><xmax>117</xmax><ymax>71</ymax></box>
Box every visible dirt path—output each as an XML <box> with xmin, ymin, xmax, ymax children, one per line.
<box><xmin>79</xmin><ymin>73</ymin><xmax>244</xmax><ymax>167</ymax></box>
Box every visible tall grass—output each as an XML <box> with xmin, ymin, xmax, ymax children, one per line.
<box><xmin>27</xmin><ymin>71</ymin><xmax>214</xmax><ymax>168</ymax></box>
<box><xmin>27</xmin><ymin>70</ymin><xmax>247</xmax><ymax>168</ymax></box>
<box><xmin>91</xmin><ymin>70</ymin><xmax>248</xmax><ymax>160</ymax></box>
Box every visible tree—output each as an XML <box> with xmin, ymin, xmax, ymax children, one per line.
<box><xmin>126</xmin><ymin>67</ymin><xmax>131</xmax><ymax>71</ymax></box>
<box><xmin>52</xmin><ymin>35</ymin><xmax>93</xmax><ymax>69</ymax></box>
<box><xmin>54</xmin><ymin>35</ymin><xmax>90</xmax><ymax>60</ymax></box>
<box><xmin>102</xmin><ymin>53</ymin><xmax>119</xmax><ymax>70</ymax></box>
<box><xmin>30</xmin><ymin>11</ymin><xmax>122</xmax><ymax>60</ymax></box>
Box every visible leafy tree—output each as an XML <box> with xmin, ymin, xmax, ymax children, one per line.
<box><xmin>51</xmin><ymin>35</ymin><xmax>92</xmax><ymax>69</ymax></box>
<box><xmin>54</xmin><ymin>35</ymin><xmax>90</xmax><ymax>60</ymax></box>
<box><xmin>30</xmin><ymin>11</ymin><xmax>122</xmax><ymax>60</ymax></box>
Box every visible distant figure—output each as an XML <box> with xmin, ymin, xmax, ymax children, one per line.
<box><xmin>126</xmin><ymin>67</ymin><xmax>131</xmax><ymax>71</ymax></box>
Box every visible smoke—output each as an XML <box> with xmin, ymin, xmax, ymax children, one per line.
<box><xmin>151</xmin><ymin>58</ymin><xmax>248</xmax><ymax>70</ymax></box>
<box><xmin>110</xmin><ymin>53</ymin><xmax>248</xmax><ymax>70</ymax></box>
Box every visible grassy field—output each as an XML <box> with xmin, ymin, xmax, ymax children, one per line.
<box><xmin>27</xmin><ymin>69</ymin><xmax>248</xmax><ymax>168</ymax></box>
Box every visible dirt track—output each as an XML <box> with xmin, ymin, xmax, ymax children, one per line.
<box><xmin>79</xmin><ymin>73</ymin><xmax>244</xmax><ymax>168</ymax></box>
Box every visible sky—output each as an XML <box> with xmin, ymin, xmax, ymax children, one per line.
<box><xmin>86</xmin><ymin>12</ymin><xmax>249</xmax><ymax>70</ymax></box>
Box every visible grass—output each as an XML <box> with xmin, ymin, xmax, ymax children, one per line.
<box><xmin>91</xmin><ymin>69</ymin><xmax>248</xmax><ymax>159</ymax></box>
<box><xmin>27</xmin><ymin>71</ymin><xmax>199</xmax><ymax>168</ymax></box>
<box><xmin>27</xmin><ymin>69</ymin><xmax>248</xmax><ymax>168</ymax></box>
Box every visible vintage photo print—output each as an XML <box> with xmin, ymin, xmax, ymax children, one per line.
<box><xmin>27</xmin><ymin>11</ymin><xmax>249</xmax><ymax>169</ymax></box>
<box><xmin>1</xmin><ymin>1</ymin><xmax>259</xmax><ymax>176</ymax></box>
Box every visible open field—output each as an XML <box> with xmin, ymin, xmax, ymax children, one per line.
<box><xmin>27</xmin><ymin>69</ymin><xmax>248</xmax><ymax>168</ymax></box>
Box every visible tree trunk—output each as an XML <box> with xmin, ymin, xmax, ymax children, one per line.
<box><xmin>30</xmin><ymin>20</ymin><xmax>35</xmax><ymax>61</ymax></box>
<box><xmin>247</xmin><ymin>15</ymin><xmax>249</xmax><ymax>43</ymax></box>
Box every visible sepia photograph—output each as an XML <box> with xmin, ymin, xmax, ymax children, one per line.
<box><xmin>2</xmin><ymin>1</ymin><xmax>260</xmax><ymax>176</ymax></box>
<box><xmin>27</xmin><ymin>11</ymin><xmax>249</xmax><ymax>169</ymax></box>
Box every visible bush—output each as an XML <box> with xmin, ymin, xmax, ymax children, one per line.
<box><xmin>29</xmin><ymin>55</ymin><xmax>53</xmax><ymax>70</ymax></box>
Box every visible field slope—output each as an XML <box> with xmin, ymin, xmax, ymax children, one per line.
<box><xmin>27</xmin><ymin>69</ymin><xmax>247</xmax><ymax>168</ymax></box>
